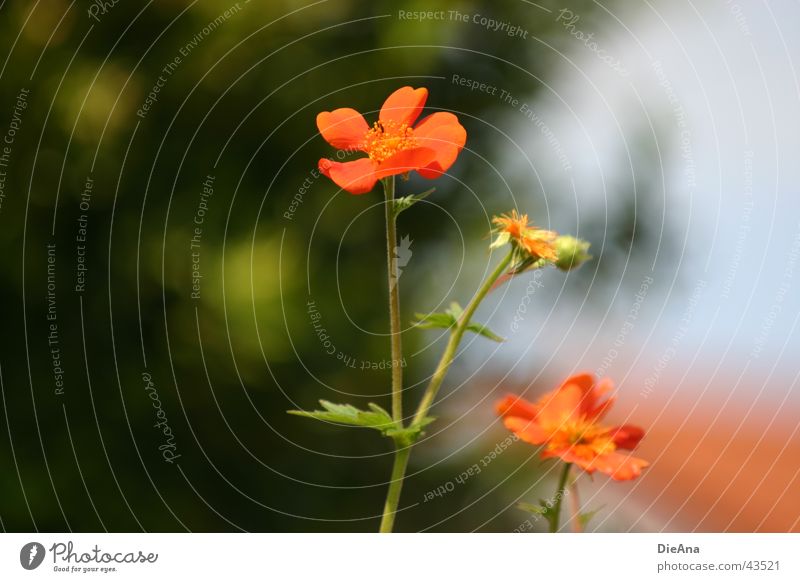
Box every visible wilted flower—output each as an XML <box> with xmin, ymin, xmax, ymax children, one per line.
<box><xmin>491</xmin><ymin>210</ymin><xmax>557</xmax><ymax>261</ymax></box>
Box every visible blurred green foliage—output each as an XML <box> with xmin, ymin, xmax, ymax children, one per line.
<box><xmin>0</xmin><ymin>0</ymin><xmax>640</xmax><ymax>532</ymax></box>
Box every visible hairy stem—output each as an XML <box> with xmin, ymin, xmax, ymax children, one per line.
<box><xmin>379</xmin><ymin>177</ymin><xmax>405</xmax><ymax>533</ymax></box>
<box><xmin>383</xmin><ymin>177</ymin><xmax>403</xmax><ymax>422</ymax></box>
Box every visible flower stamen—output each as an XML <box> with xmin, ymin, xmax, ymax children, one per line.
<box><xmin>362</xmin><ymin>120</ymin><xmax>417</xmax><ymax>163</ymax></box>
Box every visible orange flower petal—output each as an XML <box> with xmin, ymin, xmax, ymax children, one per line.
<box><xmin>504</xmin><ymin>416</ymin><xmax>549</xmax><ymax>445</ymax></box>
<box><xmin>586</xmin><ymin>377</ymin><xmax>616</xmax><ymax>420</ymax></box>
<box><xmin>373</xmin><ymin>147</ymin><xmax>436</xmax><ymax>179</ymax></box>
<box><xmin>587</xmin><ymin>396</ymin><xmax>616</xmax><ymax>422</ymax></box>
<box><xmin>318</xmin><ymin>157</ymin><xmax>377</xmax><ymax>195</ymax></box>
<box><xmin>496</xmin><ymin>372</ymin><xmax>647</xmax><ymax>482</ymax></box>
<box><xmin>608</xmin><ymin>425</ymin><xmax>645</xmax><ymax>450</ymax></box>
<box><xmin>316</xmin><ymin>108</ymin><xmax>369</xmax><ymax>150</ymax></box>
<box><xmin>586</xmin><ymin>452</ymin><xmax>649</xmax><ymax>481</ymax></box>
<box><xmin>559</xmin><ymin>372</ymin><xmax>594</xmax><ymax>395</ymax></box>
<box><xmin>495</xmin><ymin>394</ymin><xmax>539</xmax><ymax>420</ymax></box>
<box><xmin>558</xmin><ymin>373</ymin><xmax>616</xmax><ymax>419</ymax></box>
<box><xmin>594</xmin><ymin>376</ymin><xmax>615</xmax><ymax>399</ymax></box>
<box><xmin>379</xmin><ymin>86</ymin><xmax>428</xmax><ymax>127</ymax></box>
<box><xmin>522</xmin><ymin>238</ymin><xmax>558</xmax><ymax>261</ymax></box>
<box><xmin>535</xmin><ymin>383</ymin><xmax>584</xmax><ymax>426</ymax></box>
<box><xmin>413</xmin><ymin>112</ymin><xmax>467</xmax><ymax>179</ymax></box>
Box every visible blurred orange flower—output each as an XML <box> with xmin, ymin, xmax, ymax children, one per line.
<box><xmin>316</xmin><ymin>86</ymin><xmax>466</xmax><ymax>194</ymax></box>
<box><xmin>491</xmin><ymin>210</ymin><xmax>557</xmax><ymax>261</ymax></box>
<box><xmin>496</xmin><ymin>373</ymin><xmax>648</xmax><ymax>481</ymax></box>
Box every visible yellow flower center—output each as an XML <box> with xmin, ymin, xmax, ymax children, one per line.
<box><xmin>362</xmin><ymin>120</ymin><xmax>417</xmax><ymax>163</ymax></box>
<box><xmin>545</xmin><ymin>419</ymin><xmax>616</xmax><ymax>458</ymax></box>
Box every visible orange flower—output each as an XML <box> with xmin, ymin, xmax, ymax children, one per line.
<box><xmin>496</xmin><ymin>373</ymin><xmax>648</xmax><ymax>481</ymax></box>
<box><xmin>316</xmin><ymin>86</ymin><xmax>467</xmax><ymax>194</ymax></box>
<box><xmin>491</xmin><ymin>210</ymin><xmax>557</xmax><ymax>261</ymax></box>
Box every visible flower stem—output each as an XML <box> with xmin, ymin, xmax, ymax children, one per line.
<box><xmin>550</xmin><ymin>462</ymin><xmax>572</xmax><ymax>533</ymax></box>
<box><xmin>383</xmin><ymin>177</ymin><xmax>403</xmax><ymax>423</ymax></box>
<box><xmin>378</xmin><ymin>444</ymin><xmax>411</xmax><ymax>533</ymax></box>
<box><xmin>569</xmin><ymin>474</ymin><xmax>583</xmax><ymax>533</ymax></box>
<box><xmin>379</xmin><ymin>176</ymin><xmax>406</xmax><ymax>533</ymax></box>
<box><xmin>411</xmin><ymin>249</ymin><xmax>514</xmax><ymax>426</ymax></box>
<box><xmin>377</xmin><ymin>244</ymin><xmax>513</xmax><ymax>532</ymax></box>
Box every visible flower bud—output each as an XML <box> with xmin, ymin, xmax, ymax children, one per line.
<box><xmin>553</xmin><ymin>236</ymin><xmax>592</xmax><ymax>271</ymax></box>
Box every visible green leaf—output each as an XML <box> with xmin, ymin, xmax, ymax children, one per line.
<box><xmin>445</xmin><ymin>301</ymin><xmax>463</xmax><ymax>319</ymax></box>
<box><xmin>392</xmin><ymin>188</ymin><xmax>435</xmax><ymax>217</ymax></box>
<box><xmin>289</xmin><ymin>402</ymin><xmax>436</xmax><ymax>445</ymax></box>
<box><xmin>412</xmin><ymin>302</ymin><xmax>463</xmax><ymax>328</ymax></box>
<box><xmin>578</xmin><ymin>505</ymin><xmax>605</xmax><ymax>529</ymax></box>
<box><xmin>413</xmin><ymin>310</ymin><xmax>457</xmax><ymax>330</ymax></box>
<box><xmin>538</xmin><ymin>498</ymin><xmax>561</xmax><ymax>532</ymax></box>
<box><xmin>465</xmin><ymin>322</ymin><xmax>505</xmax><ymax>342</ymax></box>
<box><xmin>414</xmin><ymin>302</ymin><xmax>503</xmax><ymax>342</ymax></box>
<box><xmin>288</xmin><ymin>400</ymin><xmax>396</xmax><ymax>435</ymax></box>
<box><xmin>517</xmin><ymin>500</ymin><xmax>559</xmax><ymax>531</ymax></box>
<box><xmin>517</xmin><ymin>502</ymin><xmax>548</xmax><ymax>516</ymax></box>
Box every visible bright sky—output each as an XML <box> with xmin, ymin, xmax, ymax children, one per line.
<box><xmin>481</xmin><ymin>0</ymin><xmax>800</xmax><ymax>396</ymax></box>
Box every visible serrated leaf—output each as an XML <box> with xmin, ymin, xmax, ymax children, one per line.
<box><xmin>465</xmin><ymin>322</ymin><xmax>505</xmax><ymax>342</ymax></box>
<box><xmin>288</xmin><ymin>400</ymin><xmax>397</xmax><ymax>435</ymax></box>
<box><xmin>289</xmin><ymin>402</ymin><xmax>437</xmax><ymax>445</ymax></box>
<box><xmin>392</xmin><ymin>188</ymin><xmax>435</xmax><ymax>217</ymax></box>
<box><xmin>413</xmin><ymin>302</ymin><xmax>463</xmax><ymax>329</ymax></box>
<box><xmin>413</xmin><ymin>311</ymin><xmax>457</xmax><ymax>330</ymax></box>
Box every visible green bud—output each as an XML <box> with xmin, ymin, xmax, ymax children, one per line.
<box><xmin>554</xmin><ymin>236</ymin><xmax>592</xmax><ymax>271</ymax></box>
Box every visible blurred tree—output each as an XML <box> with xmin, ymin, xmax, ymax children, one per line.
<box><xmin>0</xmin><ymin>0</ymin><xmax>645</xmax><ymax>532</ymax></box>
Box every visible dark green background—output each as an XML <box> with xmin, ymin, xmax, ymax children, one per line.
<box><xmin>0</xmin><ymin>0</ymin><xmax>656</xmax><ymax>532</ymax></box>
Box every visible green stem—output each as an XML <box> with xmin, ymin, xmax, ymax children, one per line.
<box><xmin>378</xmin><ymin>445</ymin><xmax>411</xmax><ymax>533</ymax></box>
<box><xmin>379</xmin><ymin>177</ymin><xmax>406</xmax><ymax>533</ymax></box>
<box><xmin>411</xmin><ymin>249</ymin><xmax>514</xmax><ymax>426</ymax></box>
<box><xmin>383</xmin><ymin>177</ymin><xmax>403</xmax><ymax>422</ymax></box>
<box><xmin>378</xmin><ymin>231</ymin><xmax>512</xmax><ymax>532</ymax></box>
<box><xmin>550</xmin><ymin>462</ymin><xmax>572</xmax><ymax>533</ymax></box>
<box><xmin>569</xmin><ymin>473</ymin><xmax>583</xmax><ymax>533</ymax></box>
